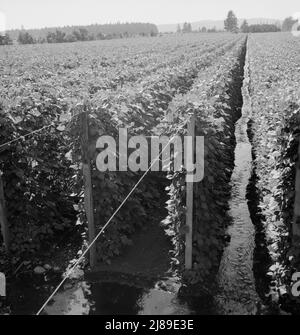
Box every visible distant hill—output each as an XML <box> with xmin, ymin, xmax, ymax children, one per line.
<box><xmin>158</xmin><ymin>18</ymin><xmax>282</xmax><ymax>32</ymax></box>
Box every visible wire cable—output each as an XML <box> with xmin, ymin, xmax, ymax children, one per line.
<box><xmin>36</xmin><ymin>135</ymin><xmax>176</xmax><ymax>315</ymax></box>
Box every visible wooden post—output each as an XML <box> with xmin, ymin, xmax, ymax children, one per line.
<box><xmin>0</xmin><ymin>172</ymin><xmax>9</xmax><ymax>252</ymax></box>
<box><xmin>293</xmin><ymin>141</ymin><xmax>300</xmax><ymax>245</ymax></box>
<box><xmin>185</xmin><ymin>114</ymin><xmax>195</xmax><ymax>270</ymax></box>
<box><xmin>80</xmin><ymin>109</ymin><xmax>96</xmax><ymax>268</ymax></box>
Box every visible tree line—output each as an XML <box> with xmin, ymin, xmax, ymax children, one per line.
<box><xmin>1</xmin><ymin>22</ymin><xmax>158</xmax><ymax>45</ymax></box>
<box><xmin>224</xmin><ymin>10</ymin><xmax>298</xmax><ymax>33</ymax></box>
<box><xmin>1</xmin><ymin>14</ymin><xmax>300</xmax><ymax>46</ymax></box>
<box><xmin>177</xmin><ymin>11</ymin><xmax>299</xmax><ymax>35</ymax></box>
<box><xmin>177</xmin><ymin>23</ymin><xmax>219</xmax><ymax>33</ymax></box>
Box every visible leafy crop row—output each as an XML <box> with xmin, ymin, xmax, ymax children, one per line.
<box><xmin>162</xmin><ymin>37</ymin><xmax>247</xmax><ymax>286</ymax></box>
<box><xmin>88</xmin><ymin>37</ymin><xmax>243</xmax><ymax>263</ymax></box>
<box><xmin>0</xmin><ymin>34</ymin><xmax>241</xmax><ymax>267</ymax></box>
<box><xmin>247</xmin><ymin>33</ymin><xmax>300</xmax><ymax>312</ymax></box>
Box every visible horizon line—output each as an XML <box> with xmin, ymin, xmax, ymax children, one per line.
<box><xmin>4</xmin><ymin>16</ymin><xmax>285</xmax><ymax>32</ymax></box>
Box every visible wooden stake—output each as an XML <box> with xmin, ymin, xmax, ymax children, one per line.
<box><xmin>0</xmin><ymin>172</ymin><xmax>9</xmax><ymax>252</ymax></box>
<box><xmin>293</xmin><ymin>141</ymin><xmax>300</xmax><ymax>244</ymax></box>
<box><xmin>80</xmin><ymin>109</ymin><xmax>96</xmax><ymax>268</ymax></box>
<box><xmin>185</xmin><ymin>114</ymin><xmax>195</xmax><ymax>270</ymax></box>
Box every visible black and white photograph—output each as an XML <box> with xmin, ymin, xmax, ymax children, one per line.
<box><xmin>0</xmin><ymin>0</ymin><xmax>300</xmax><ymax>319</ymax></box>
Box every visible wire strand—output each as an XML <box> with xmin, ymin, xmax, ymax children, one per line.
<box><xmin>36</xmin><ymin>135</ymin><xmax>176</xmax><ymax>315</ymax></box>
<box><xmin>0</xmin><ymin>124</ymin><xmax>54</xmax><ymax>151</ymax></box>
<box><xmin>0</xmin><ymin>109</ymin><xmax>85</xmax><ymax>152</ymax></box>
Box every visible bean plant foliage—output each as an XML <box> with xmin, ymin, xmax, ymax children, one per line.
<box><xmin>162</xmin><ymin>39</ymin><xmax>246</xmax><ymax>287</ymax></box>
<box><xmin>248</xmin><ymin>34</ymin><xmax>300</xmax><ymax>313</ymax></box>
<box><xmin>84</xmin><ymin>38</ymin><xmax>242</xmax><ymax>265</ymax></box>
<box><xmin>0</xmin><ymin>94</ymin><xmax>79</xmax><ymax>258</ymax></box>
<box><xmin>0</xmin><ymin>34</ymin><xmax>245</xmax><ymax>281</ymax></box>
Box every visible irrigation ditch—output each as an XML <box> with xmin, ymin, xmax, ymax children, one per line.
<box><xmin>2</xmin><ymin>36</ymin><xmax>277</xmax><ymax>315</ymax></box>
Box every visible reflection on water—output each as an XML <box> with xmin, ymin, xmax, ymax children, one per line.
<box><xmin>9</xmin><ymin>270</ymin><xmax>216</xmax><ymax>315</ymax></box>
<box><xmin>89</xmin><ymin>282</ymin><xmax>143</xmax><ymax>315</ymax></box>
<box><xmin>44</xmin><ymin>279</ymin><xmax>193</xmax><ymax>315</ymax></box>
<box><xmin>45</xmin><ymin>282</ymin><xmax>91</xmax><ymax>315</ymax></box>
<box><xmin>138</xmin><ymin>288</ymin><xmax>190</xmax><ymax>315</ymax></box>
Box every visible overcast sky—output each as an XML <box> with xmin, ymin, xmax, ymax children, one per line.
<box><xmin>1</xmin><ymin>0</ymin><xmax>299</xmax><ymax>30</ymax></box>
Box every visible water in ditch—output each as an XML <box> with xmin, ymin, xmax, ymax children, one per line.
<box><xmin>213</xmin><ymin>50</ymin><xmax>260</xmax><ymax>315</ymax></box>
<box><xmin>9</xmin><ymin>272</ymin><xmax>196</xmax><ymax>315</ymax></box>
<box><xmin>41</xmin><ymin>278</ymin><xmax>194</xmax><ymax>315</ymax></box>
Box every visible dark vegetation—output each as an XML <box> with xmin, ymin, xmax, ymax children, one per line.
<box><xmin>0</xmin><ymin>99</ymin><xmax>79</xmax><ymax>258</ymax></box>
<box><xmin>0</xmin><ymin>34</ymin><xmax>13</xmax><ymax>46</ymax></box>
<box><xmin>282</xmin><ymin>17</ymin><xmax>299</xmax><ymax>32</ymax></box>
<box><xmin>91</xmin><ymin>40</ymin><xmax>241</xmax><ymax>265</ymax></box>
<box><xmin>241</xmin><ymin>22</ymin><xmax>280</xmax><ymax>33</ymax></box>
<box><xmin>8</xmin><ymin>23</ymin><xmax>159</xmax><ymax>45</ymax></box>
<box><xmin>276</xmin><ymin>109</ymin><xmax>300</xmax><ymax>314</ymax></box>
<box><xmin>0</xmin><ymin>34</ymin><xmax>239</xmax><ymax>280</ymax></box>
<box><xmin>247</xmin><ymin>120</ymin><xmax>272</xmax><ymax>309</ymax></box>
<box><xmin>177</xmin><ymin>23</ymin><xmax>193</xmax><ymax>33</ymax></box>
<box><xmin>17</xmin><ymin>31</ymin><xmax>35</xmax><ymax>44</ymax></box>
<box><xmin>224</xmin><ymin>10</ymin><xmax>239</xmax><ymax>33</ymax></box>
<box><xmin>247</xmin><ymin>33</ymin><xmax>300</xmax><ymax>313</ymax></box>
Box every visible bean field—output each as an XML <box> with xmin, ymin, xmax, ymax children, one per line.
<box><xmin>0</xmin><ymin>32</ymin><xmax>300</xmax><ymax>315</ymax></box>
